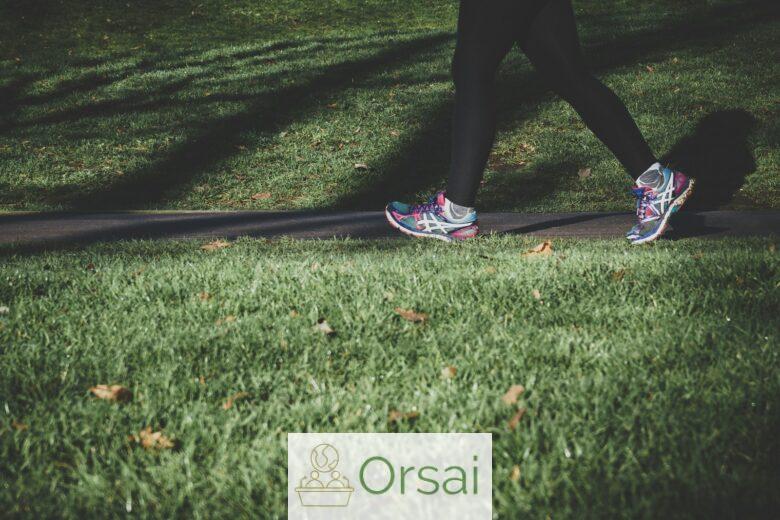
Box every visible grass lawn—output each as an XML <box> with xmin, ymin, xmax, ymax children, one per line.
<box><xmin>1</xmin><ymin>236</ymin><xmax>778</xmax><ymax>517</ymax></box>
<box><xmin>1</xmin><ymin>0</ymin><xmax>778</xmax><ymax>212</ymax></box>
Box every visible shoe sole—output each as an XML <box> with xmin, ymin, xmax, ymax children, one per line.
<box><xmin>631</xmin><ymin>179</ymin><xmax>695</xmax><ymax>245</ymax></box>
<box><xmin>384</xmin><ymin>208</ymin><xmax>473</xmax><ymax>243</ymax></box>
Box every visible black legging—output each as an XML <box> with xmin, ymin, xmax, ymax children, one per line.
<box><xmin>447</xmin><ymin>0</ymin><xmax>657</xmax><ymax>206</ymax></box>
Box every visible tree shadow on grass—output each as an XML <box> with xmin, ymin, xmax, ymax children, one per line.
<box><xmin>5</xmin><ymin>32</ymin><xmax>425</xmax><ymax>127</ymax></box>
<box><xmin>7</xmin><ymin>33</ymin><xmax>452</xmax><ymax>210</ymax></box>
<box><xmin>331</xmin><ymin>0</ymin><xmax>775</xmax><ymax>211</ymax></box>
<box><xmin>2</xmin><ymin>0</ymin><xmax>775</xmax><ymax>214</ymax></box>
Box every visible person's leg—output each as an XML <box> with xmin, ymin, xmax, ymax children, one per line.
<box><xmin>445</xmin><ymin>0</ymin><xmax>519</xmax><ymax>208</ymax></box>
<box><xmin>384</xmin><ymin>0</ymin><xmax>523</xmax><ymax>242</ymax></box>
<box><xmin>519</xmin><ymin>0</ymin><xmax>693</xmax><ymax>244</ymax></box>
<box><xmin>519</xmin><ymin>0</ymin><xmax>657</xmax><ymax>178</ymax></box>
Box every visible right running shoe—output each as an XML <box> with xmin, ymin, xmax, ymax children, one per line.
<box><xmin>385</xmin><ymin>191</ymin><xmax>479</xmax><ymax>242</ymax></box>
<box><xmin>627</xmin><ymin>166</ymin><xmax>694</xmax><ymax>245</ymax></box>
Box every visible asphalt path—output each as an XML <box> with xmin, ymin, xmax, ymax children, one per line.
<box><xmin>0</xmin><ymin>210</ymin><xmax>777</xmax><ymax>250</ymax></box>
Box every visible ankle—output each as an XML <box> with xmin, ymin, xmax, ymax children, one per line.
<box><xmin>443</xmin><ymin>197</ymin><xmax>476</xmax><ymax>221</ymax></box>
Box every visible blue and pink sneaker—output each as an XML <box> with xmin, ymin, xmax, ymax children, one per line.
<box><xmin>385</xmin><ymin>191</ymin><xmax>478</xmax><ymax>242</ymax></box>
<box><xmin>627</xmin><ymin>166</ymin><xmax>695</xmax><ymax>245</ymax></box>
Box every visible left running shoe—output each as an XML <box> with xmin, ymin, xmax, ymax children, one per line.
<box><xmin>628</xmin><ymin>166</ymin><xmax>694</xmax><ymax>245</ymax></box>
<box><xmin>385</xmin><ymin>191</ymin><xmax>478</xmax><ymax>242</ymax></box>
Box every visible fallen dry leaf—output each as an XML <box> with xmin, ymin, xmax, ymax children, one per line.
<box><xmin>222</xmin><ymin>391</ymin><xmax>250</xmax><ymax>410</ymax></box>
<box><xmin>532</xmin><ymin>289</ymin><xmax>542</xmax><ymax>300</ymax></box>
<box><xmin>354</xmin><ymin>162</ymin><xmax>369</xmax><ymax>170</ymax></box>
<box><xmin>11</xmin><ymin>420</ymin><xmax>28</xmax><ymax>431</ymax></box>
<box><xmin>289</xmin><ymin>309</ymin><xmax>299</xmax><ymax>318</ymax></box>
<box><xmin>216</xmin><ymin>315</ymin><xmax>237</xmax><ymax>325</ymax></box>
<box><xmin>85</xmin><ymin>262</ymin><xmax>96</xmax><ymax>271</ymax></box>
<box><xmin>508</xmin><ymin>407</ymin><xmax>527</xmax><ymax>431</ymax></box>
<box><xmin>394</xmin><ymin>307</ymin><xmax>428</xmax><ymax>323</ymax></box>
<box><xmin>577</xmin><ymin>167</ymin><xmax>592</xmax><ymax>180</ymax></box>
<box><xmin>509</xmin><ymin>464</ymin><xmax>521</xmax><ymax>482</ymax></box>
<box><xmin>441</xmin><ymin>366</ymin><xmax>457</xmax><ymax>379</ymax></box>
<box><xmin>389</xmin><ymin>130</ymin><xmax>400</xmax><ymax>137</ymax></box>
<box><xmin>522</xmin><ymin>241</ymin><xmax>553</xmax><ymax>258</ymax></box>
<box><xmin>201</xmin><ymin>240</ymin><xmax>231</xmax><ymax>252</ymax></box>
<box><xmin>388</xmin><ymin>409</ymin><xmax>420</xmax><ymax>423</ymax></box>
<box><xmin>519</xmin><ymin>142</ymin><xmax>536</xmax><ymax>154</ymax></box>
<box><xmin>612</xmin><ymin>269</ymin><xmax>629</xmax><ymax>281</ymax></box>
<box><xmin>89</xmin><ymin>384</ymin><xmax>133</xmax><ymax>403</ymax></box>
<box><xmin>502</xmin><ymin>384</ymin><xmax>525</xmax><ymax>406</ymax></box>
<box><xmin>326</xmin><ymin>102</ymin><xmax>338</xmax><ymax>109</ymax></box>
<box><xmin>251</xmin><ymin>192</ymin><xmax>271</xmax><ymax>200</ymax></box>
<box><xmin>314</xmin><ymin>318</ymin><xmax>336</xmax><ymax>336</ymax></box>
<box><xmin>132</xmin><ymin>426</ymin><xmax>175</xmax><ymax>450</ymax></box>
<box><xmin>198</xmin><ymin>291</ymin><xmax>211</xmax><ymax>301</ymax></box>
<box><xmin>646</xmin><ymin>65</ymin><xmax>655</xmax><ymax>73</ymax></box>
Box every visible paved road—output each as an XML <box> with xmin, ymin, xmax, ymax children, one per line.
<box><xmin>0</xmin><ymin>211</ymin><xmax>777</xmax><ymax>249</ymax></box>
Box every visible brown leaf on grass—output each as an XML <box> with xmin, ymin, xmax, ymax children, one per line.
<box><xmin>646</xmin><ymin>65</ymin><xmax>655</xmax><ymax>73</ymax></box>
<box><xmin>201</xmin><ymin>240</ymin><xmax>231</xmax><ymax>251</ymax></box>
<box><xmin>198</xmin><ymin>291</ymin><xmax>211</xmax><ymax>301</ymax></box>
<box><xmin>577</xmin><ymin>167</ymin><xmax>592</xmax><ymax>180</ymax></box>
<box><xmin>508</xmin><ymin>407</ymin><xmax>527</xmax><ymax>431</ymax></box>
<box><xmin>354</xmin><ymin>162</ymin><xmax>369</xmax><ymax>170</ymax></box>
<box><xmin>389</xmin><ymin>130</ymin><xmax>400</xmax><ymax>137</ymax></box>
<box><xmin>314</xmin><ymin>318</ymin><xmax>335</xmax><ymax>336</ymax></box>
<box><xmin>289</xmin><ymin>309</ymin><xmax>299</xmax><ymax>317</ymax></box>
<box><xmin>222</xmin><ymin>391</ymin><xmax>250</xmax><ymax>410</ymax></box>
<box><xmin>251</xmin><ymin>192</ymin><xmax>271</xmax><ymax>200</ymax></box>
<box><xmin>89</xmin><ymin>384</ymin><xmax>133</xmax><ymax>403</ymax></box>
<box><xmin>394</xmin><ymin>307</ymin><xmax>428</xmax><ymax>323</ymax></box>
<box><xmin>216</xmin><ymin>315</ymin><xmax>237</xmax><ymax>325</ymax></box>
<box><xmin>502</xmin><ymin>384</ymin><xmax>525</xmax><ymax>406</ymax></box>
<box><xmin>522</xmin><ymin>241</ymin><xmax>553</xmax><ymax>257</ymax></box>
<box><xmin>326</xmin><ymin>103</ymin><xmax>338</xmax><ymax>109</ymax></box>
<box><xmin>441</xmin><ymin>366</ymin><xmax>457</xmax><ymax>379</ymax></box>
<box><xmin>85</xmin><ymin>262</ymin><xmax>96</xmax><ymax>271</ymax></box>
<box><xmin>509</xmin><ymin>464</ymin><xmax>521</xmax><ymax>482</ymax></box>
<box><xmin>11</xmin><ymin>420</ymin><xmax>28</xmax><ymax>431</ymax></box>
<box><xmin>388</xmin><ymin>409</ymin><xmax>420</xmax><ymax>424</ymax></box>
<box><xmin>531</xmin><ymin>289</ymin><xmax>542</xmax><ymax>300</ymax></box>
<box><xmin>131</xmin><ymin>426</ymin><xmax>175</xmax><ymax>450</ymax></box>
<box><xmin>611</xmin><ymin>269</ymin><xmax>629</xmax><ymax>281</ymax></box>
